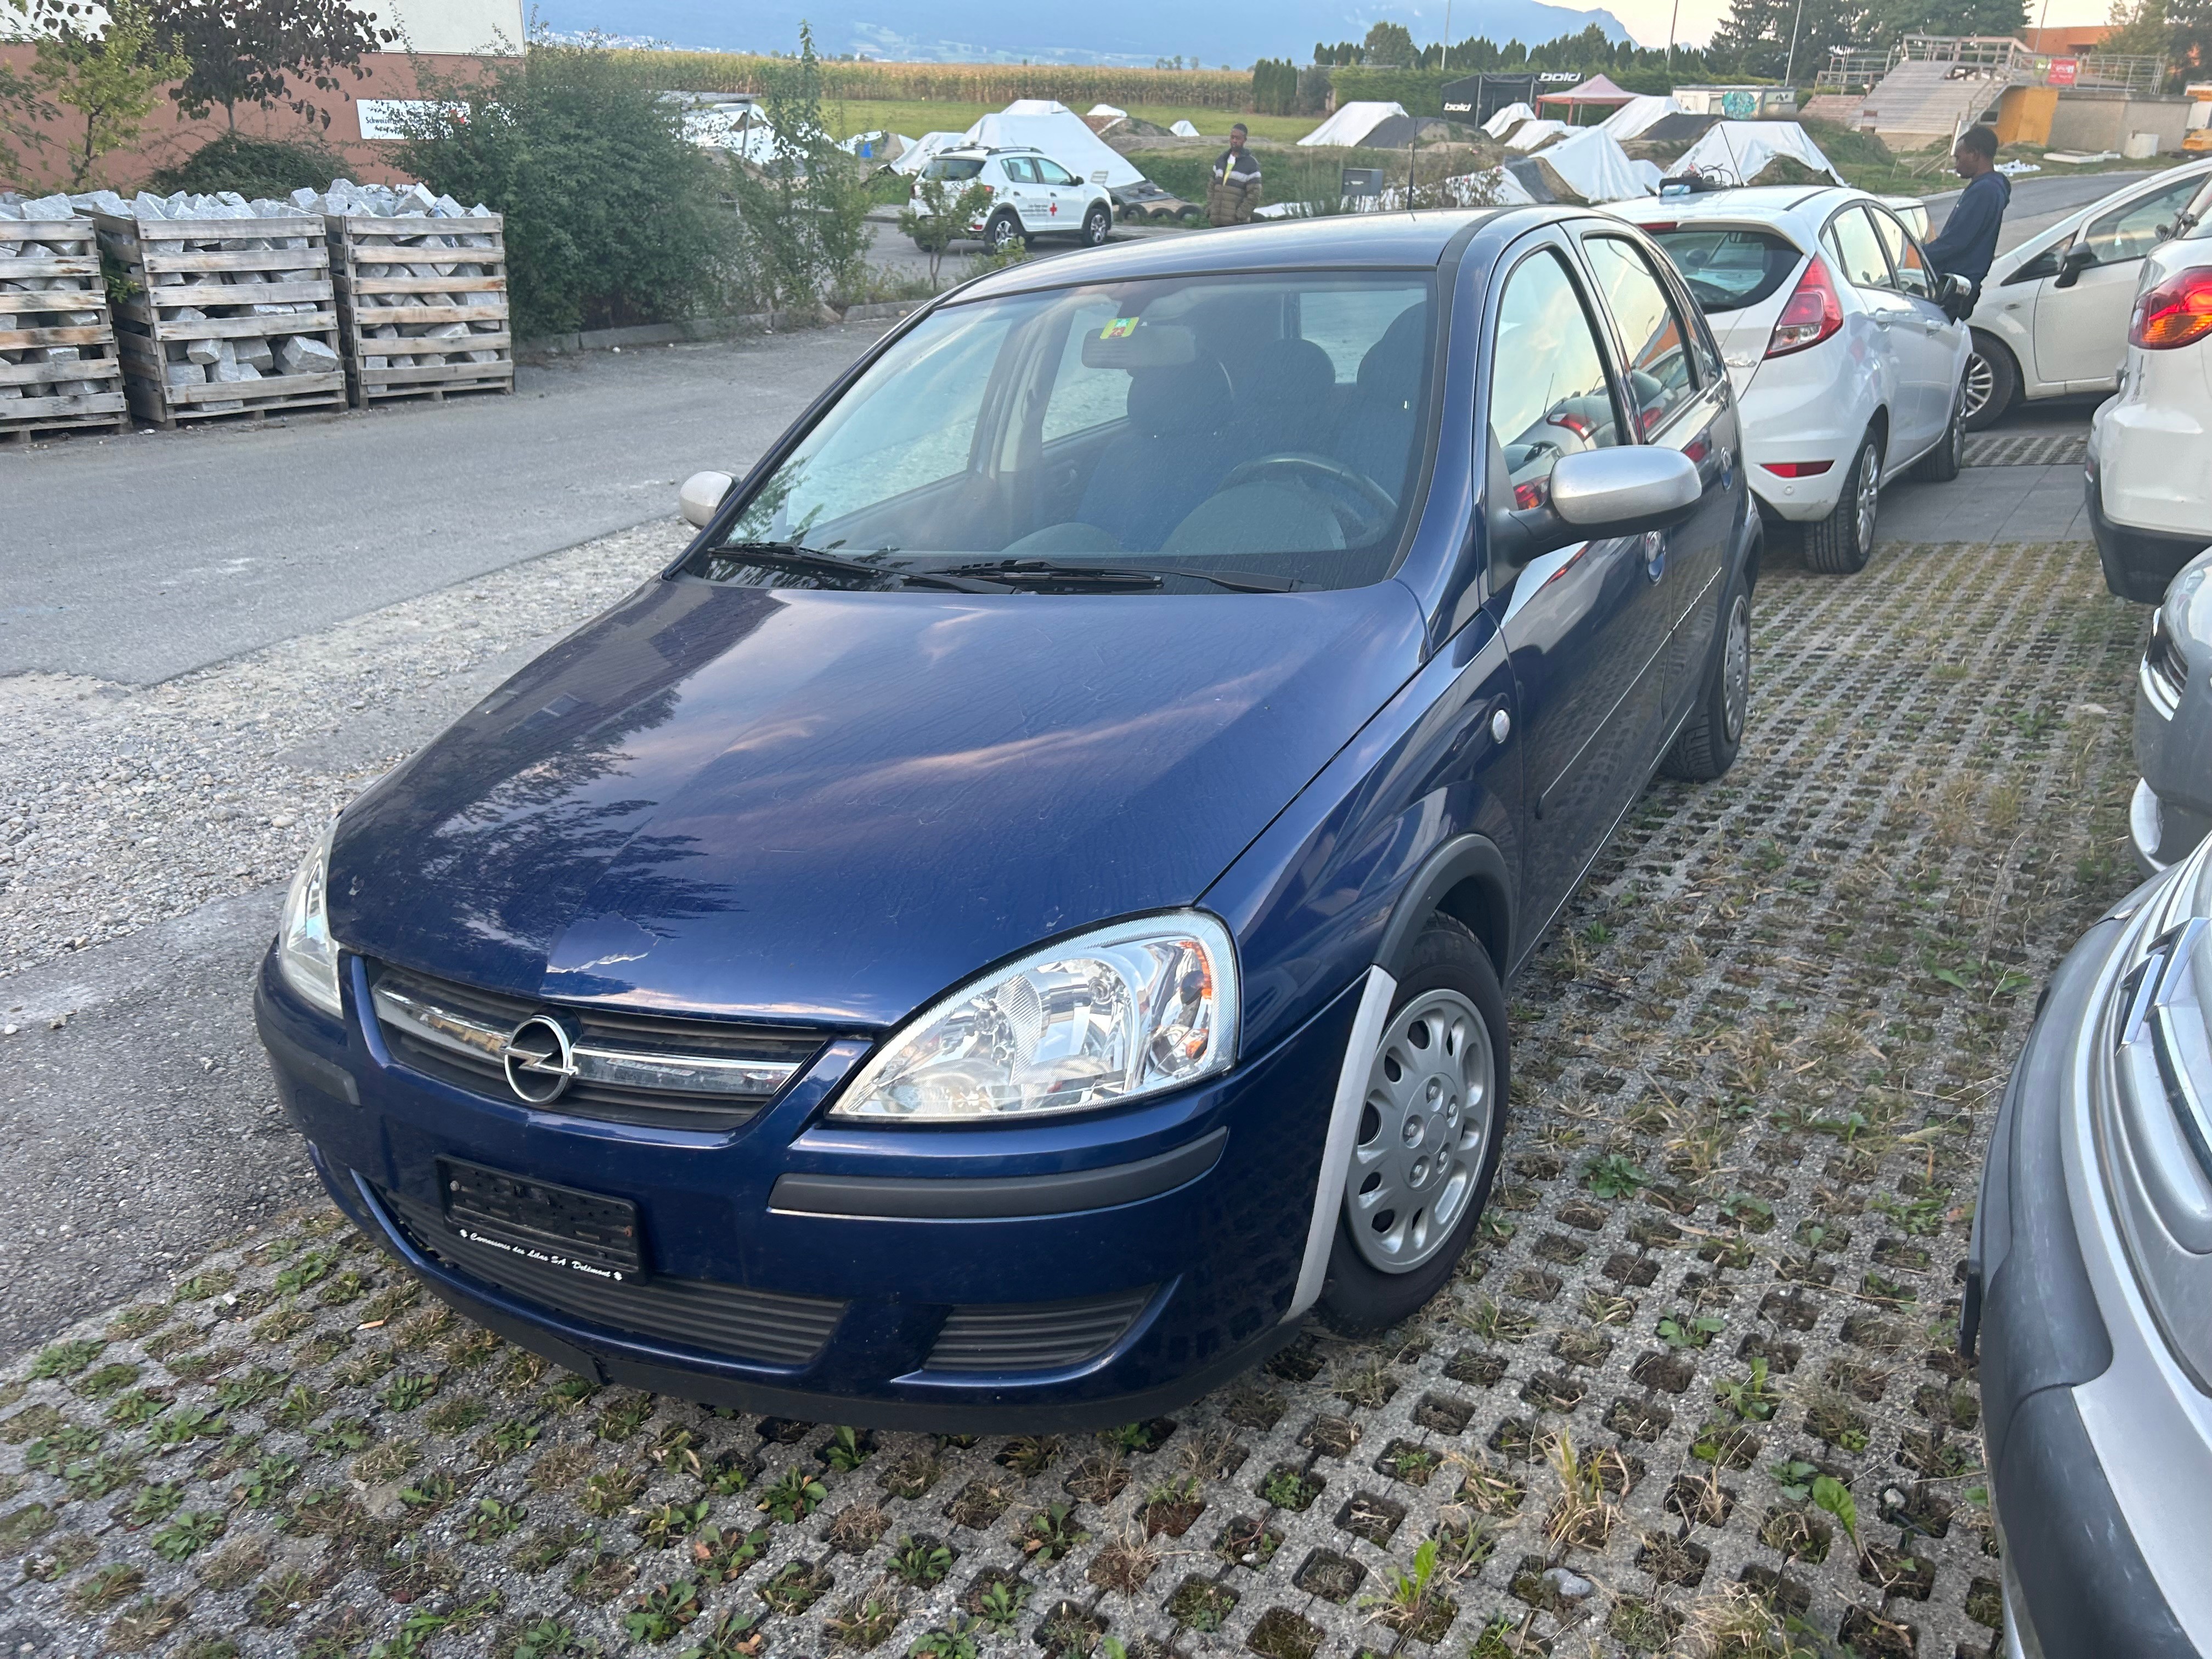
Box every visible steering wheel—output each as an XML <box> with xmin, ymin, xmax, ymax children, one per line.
<box><xmin>1219</xmin><ymin>452</ymin><xmax>1398</xmax><ymax>542</ymax></box>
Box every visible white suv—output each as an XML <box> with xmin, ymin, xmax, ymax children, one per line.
<box><xmin>1966</xmin><ymin>159</ymin><xmax>2212</xmax><ymax>429</ymax></box>
<box><xmin>2088</xmin><ymin>170</ymin><xmax>2212</xmax><ymax>602</ymax></box>
<box><xmin>908</xmin><ymin>146</ymin><xmax>1114</xmax><ymax>252</ymax></box>
<box><xmin>1609</xmin><ymin>186</ymin><xmax>1972</xmax><ymax>573</ymax></box>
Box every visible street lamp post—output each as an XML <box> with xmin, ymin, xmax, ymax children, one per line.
<box><xmin>1782</xmin><ymin>0</ymin><xmax>1808</xmax><ymax>90</ymax></box>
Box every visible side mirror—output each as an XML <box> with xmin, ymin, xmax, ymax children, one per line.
<box><xmin>1938</xmin><ymin>271</ymin><xmax>1974</xmax><ymax>319</ymax></box>
<box><xmin>679</xmin><ymin>470</ymin><xmax>735</xmax><ymax>529</ymax></box>
<box><xmin>2055</xmin><ymin>243</ymin><xmax>2096</xmax><ymax>289</ymax></box>
<box><xmin>1491</xmin><ymin>446</ymin><xmax>1701</xmax><ymax>567</ymax></box>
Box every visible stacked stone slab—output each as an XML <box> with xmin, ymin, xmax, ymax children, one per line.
<box><xmin>297</xmin><ymin>180</ymin><xmax>512</xmax><ymax>408</ymax></box>
<box><xmin>0</xmin><ymin>195</ymin><xmax>129</xmax><ymax>444</ymax></box>
<box><xmin>83</xmin><ymin>189</ymin><xmax>346</xmax><ymax>428</ymax></box>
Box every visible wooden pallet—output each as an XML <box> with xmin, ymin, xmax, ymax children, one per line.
<box><xmin>0</xmin><ymin>217</ymin><xmax>129</xmax><ymax>444</ymax></box>
<box><xmin>93</xmin><ymin>211</ymin><xmax>347</xmax><ymax>428</ymax></box>
<box><xmin>326</xmin><ymin>212</ymin><xmax>514</xmax><ymax>408</ymax></box>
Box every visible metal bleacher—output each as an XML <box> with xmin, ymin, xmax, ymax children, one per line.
<box><xmin>1805</xmin><ymin>35</ymin><xmax>2168</xmax><ymax>150</ymax></box>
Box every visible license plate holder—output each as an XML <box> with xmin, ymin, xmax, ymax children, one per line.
<box><xmin>437</xmin><ymin>1158</ymin><xmax>645</xmax><ymax>1281</ymax></box>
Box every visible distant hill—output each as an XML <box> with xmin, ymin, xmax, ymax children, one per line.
<box><xmin>533</xmin><ymin>0</ymin><xmax>1637</xmax><ymax>65</ymax></box>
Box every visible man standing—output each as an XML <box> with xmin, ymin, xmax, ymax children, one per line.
<box><xmin>1207</xmin><ymin>123</ymin><xmax>1263</xmax><ymax>225</ymax></box>
<box><xmin>1926</xmin><ymin>126</ymin><xmax>2010</xmax><ymax>303</ymax></box>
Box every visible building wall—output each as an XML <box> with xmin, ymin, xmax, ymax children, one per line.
<box><xmin>0</xmin><ymin>48</ymin><xmax>506</xmax><ymax>194</ymax></box>
<box><xmin>2049</xmin><ymin>91</ymin><xmax>2194</xmax><ymax>153</ymax></box>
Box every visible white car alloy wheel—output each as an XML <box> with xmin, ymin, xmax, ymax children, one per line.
<box><xmin>1961</xmin><ymin>349</ymin><xmax>1996</xmax><ymax>423</ymax></box>
<box><xmin>1722</xmin><ymin>591</ymin><xmax>1751</xmax><ymax>746</ymax></box>
<box><xmin>1346</xmin><ymin>988</ymin><xmax>1497</xmax><ymax>1272</ymax></box>
<box><xmin>1853</xmin><ymin>437</ymin><xmax>1881</xmax><ymax>551</ymax></box>
<box><xmin>986</xmin><ymin>213</ymin><xmax>1022</xmax><ymax>252</ymax></box>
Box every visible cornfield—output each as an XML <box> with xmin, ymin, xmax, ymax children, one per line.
<box><xmin>609</xmin><ymin>52</ymin><xmax>1255</xmax><ymax>110</ymax></box>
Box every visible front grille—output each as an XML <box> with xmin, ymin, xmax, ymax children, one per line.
<box><xmin>376</xmin><ymin>1183</ymin><xmax>845</xmax><ymax>1367</ymax></box>
<box><xmin>368</xmin><ymin>961</ymin><xmax>826</xmax><ymax>1132</ymax></box>
<box><xmin>923</xmin><ymin>1287</ymin><xmax>1155</xmax><ymax>1374</ymax></box>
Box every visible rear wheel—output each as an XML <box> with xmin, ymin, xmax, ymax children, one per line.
<box><xmin>1962</xmin><ymin>332</ymin><xmax>2019</xmax><ymax>431</ymax></box>
<box><xmin>1802</xmin><ymin>428</ymin><xmax>1882</xmax><ymax>574</ymax></box>
<box><xmin>984</xmin><ymin>211</ymin><xmax>1025</xmax><ymax>252</ymax></box>
<box><xmin>1080</xmin><ymin>203</ymin><xmax>1111</xmax><ymax>246</ymax></box>
<box><xmin>1661</xmin><ymin>578</ymin><xmax>1752</xmax><ymax>781</ymax></box>
<box><xmin>1317</xmin><ymin>916</ymin><xmax>1508</xmax><ymax>1336</ymax></box>
<box><xmin>1911</xmin><ymin>383</ymin><xmax>1965</xmax><ymax>482</ymax></box>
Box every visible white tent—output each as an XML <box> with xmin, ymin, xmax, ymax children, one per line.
<box><xmin>1599</xmin><ymin>94</ymin><xmax>1683</xmax><ymax>142</ymax></box>
<box><xmin>1481</xmin><ymin>101</ymin><xmax>1536</xmax><ymax>138</ymax></box>
<box><xmin>1505</xmin><ymin>118</ymin><xmax>1572</xmax><ymax>151</ymax></box>
<box><xmin>1087</xmin><ymin>103</ymin><xmax>1127</xmax><ymax>119</ymax></box>
<box><xmin>1532</xmin><ymin>126</ymin><xmax>1655</xmax><ymax>203</ymax></box>
<box><xmin>1664</xmin><ymin>121</ymin><xmax>1842</xmax><ymax>185</ymax></box>
<box><xmin>838</xmin><ymin>130</ymin><xmax>914</xmax><ymax>162</ymax></box>
<box><xmin>1298</xmin><ymin>101</ymin><xmax>1407</xmax><ymax>147</ymax></box>
<box><xmin>1170</xmin><ymin>119</ymin><xmax>1201</xmax><ymax>137</ymax></box>
<box><xmin>892</xmin><ymin>131</ymin><xmax>972</xmax><ymax>174</ymax></box>
<box><xmin>962</xmin><ymin>104</ymin><xmax>1147</xmax><ymax>187</ymax></box>
<box><xmin>1255</xmin><ymin>166</ymin><xmax>1535</xmax><ymax>218</ymax></box>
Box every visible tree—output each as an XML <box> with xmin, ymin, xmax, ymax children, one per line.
<box><xmin>729</xmin><ymin>24</ymin><xmax>871</xmax><ymax>309</ymax></box>
<box><xmin>1712</xmin><ymin>0</ymin><xmax>1866</xmax><ymax>81</ymax></box>
<box><xmin>896</xmin><ymin>174</ymin><xmax>992</xmax><ymax>287</ymax></box>
<box><xmin>154</xmin><ymin>0</ymin><xmax>398</xmax><ymax>132</ymax></box>
<box><xmin>26</xmin><ymin>0</ymin><xmax>187</xmax><ymax>188</ymax></box>
<box><xmin>1362</xmin><ymin>20</ymin><xmax>1419</xmax><ymax>65</ymax></box>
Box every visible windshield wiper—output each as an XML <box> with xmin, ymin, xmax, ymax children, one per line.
<box><xmin>716</xmin><ymin>543</ymin><xmax>1011</xmax><ymax>593</ymax></box>
<box><xmin>936</xmin><ymin>558</ymin><xmax>1302</xmax><ymax>594</ymax></box>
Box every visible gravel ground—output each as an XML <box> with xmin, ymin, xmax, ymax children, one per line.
<box><xmin>0</xmin><ymin>534</ymin><xmax>2147</xmax><ymax>1659</ymax></box>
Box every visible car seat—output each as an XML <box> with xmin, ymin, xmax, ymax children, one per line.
<box><xmin>1074</xmin><ymin>356</ymin><xmax>1236</xmax><ymax>550</ymax></box>
<box><xmin>1335</xmin><ymin>304</ymin><xmax>1429</xmax><ymax>505</ymax></box>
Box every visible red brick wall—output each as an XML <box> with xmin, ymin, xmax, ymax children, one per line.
<box><xmin>1</xmin><ymin>49</ymin><xmax>508</xmax><ymax>195</ymax></box>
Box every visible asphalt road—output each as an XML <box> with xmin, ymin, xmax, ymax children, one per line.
<box><xmin>1922</xmin><ymin>166</ymin><xmax>2164</xmax><ymax>250</ymax></box>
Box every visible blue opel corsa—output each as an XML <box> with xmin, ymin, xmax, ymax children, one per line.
<box><xmin>257</xmin><ymin>207</ymin><xmax>1757</xmax><ymax>1430</ymax></box>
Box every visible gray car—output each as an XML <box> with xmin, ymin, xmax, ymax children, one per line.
<box><xmin>2134</xmin><ymin>548</ymin><xmax>2212</xmax><ymax>874</ymax></box>
<box><xmin>1964</xmin><ymin>830</ymin><xmax>2212</xmax><ymax>1657</ymax></box>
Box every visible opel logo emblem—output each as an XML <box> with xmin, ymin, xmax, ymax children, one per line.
<box><xmin>501</xmin><ymin>1015</ymin><xmax>577</xmax><ymax>1105</ymax></box>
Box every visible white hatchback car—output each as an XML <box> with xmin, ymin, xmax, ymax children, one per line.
<box><xmin>1966</xmin><ymin>159</ymin><xmax>2212</xmax><ymax>430</ymax></box>
<box><xmin>1611</xmin><ymin>187</ymin><xmax>1972</xmax><ymax>573</ymax></box>
<box><xmin>2088</xmin><ymin>172</ymin><xmax>2212</xmax><ymax>602</ymax></box>
<box><xmin>908</xmin><ymin>146</ymin><xmax>1114</xmax><ymax>252</ymax></box>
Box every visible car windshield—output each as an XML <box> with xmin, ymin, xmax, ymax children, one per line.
<box><xmin>2181</xmin><ymin>174</ymin><xmax>2212</xmax><ymax>240</ymax></box>
<box><xmin>1647</xmin><ymin>227</ymin><xmax>1803</xmax><ymax>313</ymax></box>
<box><xmin>690</xmin><ymin>271</ymin><xmax>1438</xmax><ymax>594</ymax></box>
<box><xmin>924</xmin><ymin>157</ymin><xmax>985</xmax><ymax>180</ymax></box>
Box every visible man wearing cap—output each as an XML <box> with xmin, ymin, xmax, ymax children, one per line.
<box><xmin>1207</xmin><ymin>124</ymin><xmax>1263</xmax><ymax>225</ymax></box>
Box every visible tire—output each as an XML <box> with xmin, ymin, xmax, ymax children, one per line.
<box><xmin>1961</xmin><ymin>332</ymin><xmax>2019</xmax><ymax>432</ymax></box>
<box><xmin>1910</xmin><ymin>382</ymin><xmax>1965</xmax><ymax>483</ymax></box>
<box><xmin>1802</xmin><ymin>427</ymin><xmax>1882</xmax><ymax>575</ymax></box>
<box><xmin>1080</xmin><ymin>203</ymin><xmax>1111</xmax><ymax>246</ymax></box>
<box><xmin>1316</xmin><ymin>915</ymin><xmax>1508</xmax><ymax>1338</ymax></box>
<box><xmin>1661</xmin><ymin>577</ymin><xmax>1752</xmax><ymax>781</ymax></box>
<box><xmin>984</xmin><ymin>212</ymin><xmax>1025</xmax><ymax>252</ymax></box>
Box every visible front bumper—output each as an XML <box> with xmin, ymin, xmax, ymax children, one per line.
<box><xmin>256</xmin><ymin>950</ymin><xmax>1359</xmax><ymax>1431</ymax></box>
<box><xmin>1965</xmin><ymin>894</ymin><xmax>2211</xmax><ymax>1658</ymax></box>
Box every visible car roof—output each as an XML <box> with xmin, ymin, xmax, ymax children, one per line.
<box><xmin>953</xmin><ymin>207</ymin><xmax>1529</xmax><ymax>301</ymax></box>
<box><xmin>1608</xmin><ymin>184</ymin><xmax>1869</xmax><ymax>224</ymax></box>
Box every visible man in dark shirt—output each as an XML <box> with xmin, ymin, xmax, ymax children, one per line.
<box><xmin>1925</xmin><ymin>125</ymin><xmax>2010</xmax><ymax>302</ymax></box>
<box><xmin>1207</xmin><ymin>124</ymin><xmax>1263</xmax><ymax>225</ymax></box>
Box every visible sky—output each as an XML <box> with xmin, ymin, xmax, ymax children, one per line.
<box><xmin>1585</xmin><ymin>0</ymin><xmax>2112</xmax><ymax>50</ymax></box>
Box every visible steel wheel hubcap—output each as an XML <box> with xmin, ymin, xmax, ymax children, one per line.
<box><xmin>1347</xmin><ymin>989</ymin><xmax>1494</xmax><ymax>1273</ymax></box>
<box><xmin>1722</xmin><ymin>593</ymin><xmax>1751</xmax><ymax>743</ymax></box>
<box><xmin>1962</xmin><ymin>353</ymin><xmax>1994</xmax><ymax>420</ymax></box>
<box><xmin>1854</xmin><ymin>442</ymin><xmax>1880</xmax><ymax>551</ymax></box>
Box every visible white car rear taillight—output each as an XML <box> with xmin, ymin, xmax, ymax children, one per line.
<box><xmin>2130</xmin><ymin>266</ymin><xmax>2212</xmax><ymax>351</ymax></box>
<box><xmin>1764</xmin><ymin>255</ymin><xmax>1844</xmax><ymax>359</ymax></box>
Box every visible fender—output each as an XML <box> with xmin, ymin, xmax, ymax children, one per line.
<box><xmin>1373</xmin><ymin>832</ymin><xmax>1515</xmax><ymax>982</ymax></box>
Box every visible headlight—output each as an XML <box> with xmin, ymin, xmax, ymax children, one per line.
<box><xmin>277</xmin><ymin>824</ymin><xmax>344</xmax><ymax>1019</ymax></box>
<box><xmin>830</xmin><ymin>913</ymin><xmax>1239</xmax><ymax>1122</ymax></box>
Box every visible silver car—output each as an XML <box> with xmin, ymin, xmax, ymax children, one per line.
<box><xmin>2135</xmin><ymin>549</ymin><xmax>2212</xmax><ymax>873</ymax></box>
<box><xmin>1964</xmin><ymin>830</ymin><xmax>2212</xmax><ymax>1656</ymax></box>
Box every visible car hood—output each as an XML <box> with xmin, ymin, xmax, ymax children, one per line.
<box><xmin>328</xmin><ymin>573</ymin><xmax>1426</xmax><ymax>1029</ymax></box>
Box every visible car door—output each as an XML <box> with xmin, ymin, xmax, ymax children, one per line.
<box><xmin>1577</xmin><ymin>229</ymin><xmax>1740</xmax><ymax>731</ymax></box>
<box><xmin>1868</xmin><ymin>203</ymin><xmax>1963</xmax><ymax>435</ymax></box>
<box><xmin>998</xmin><ymin>156</ymin><xmax>1042</xmax><ymax>230</ymax></box>
<box><xmin>1481</xmin><ymin>238</ymin><xmax>1669</xmax><ymax>935</ymax></box>
<box><xmin>1823</xmin><ymin>203</ymin><xmax>1928</xmax><ymax>460</ymax></box>
<box><xmin>1034</xmin><ymin>156</ymin><xmax>1078</xmax><ymax>231</ymax></box>
<box><xmin>2034</xmin><ymin>172</ymin><xmax>2207</xmax><ymax>390</ymax></box>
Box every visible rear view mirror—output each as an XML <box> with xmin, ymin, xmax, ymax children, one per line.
<box><xmin>2055</xmin><ymin>243</ymin><xmax>2096</xmax><ymax>289</ymax></box>
<box><xmin>680</xmin><ymin>471</ymin><xmax>735</xmax><ymax>528</ymax></box>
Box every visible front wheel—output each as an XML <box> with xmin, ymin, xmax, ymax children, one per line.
<box><xmin>1316</xmin><ymin>916</ymin><xmax>1508</xmax><ymax>1337</ymax></box>
<box><xmin>1802</xmin><ymin>428</ymin><xmax>1882</xmax><ymax>574</ymax></box>
<box><xmin>1080</xmin><ymin>203</ymin><xmax>1111</xmax><ymax>246</ymax></box>
<box><xmin>1961</xmin><ymin>332</ymin><xmax>2019</xmax><ymax>432</ymax></box>
<box><xmin>1661</xmin><ymin>579</ymin><xmax>1752</xmax><ymax>781</ymax></box>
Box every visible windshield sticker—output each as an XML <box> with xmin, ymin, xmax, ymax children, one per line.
<box><xmin>1099</xmin><ymin>317</ymin><xmax>1140</xmax><ymax>339</ymax></box>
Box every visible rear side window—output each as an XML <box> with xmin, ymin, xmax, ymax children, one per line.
<box><xmin>1001</xmin><ymin>157</ymin><xmax>1039</xmax><ymax>183</ymax></box>
<box><xmin>1822</xmin><ymin>207</ymin><xmax>1892</xmax><ymax>291</ymax></box>
<box><xmin>1648</xmin><ymin>227</ymin><xmax>1801</xmax><ymax>313</ymax></box>
<box><xmin>1583</xmin><ymin>235</ymin><xmax>1699</xmax><ymax>435</ymax></box>
<box><xmin>924</xmin><ymin>157</ymin><xmax>984</xmax><ymax>180</ymax></box>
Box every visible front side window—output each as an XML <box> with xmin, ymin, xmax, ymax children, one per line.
<box><xmin>2081</xmin><ymin>175</ymin><xmax>2204</xmax><ymax>264</ymax></box>
<box><xmin>693</xmin><ymin>272</ymin><xmax>1439</xmax><ymax>592</ymax></box>
<box><xmin>1822</xmin><ymin>206</ymin><xmax>1892</xmax><ymax>291</ymax></box>
<box><xmin>1583</xmin><ymin>235</ymin><xmax>1699</xmax><ymax>435</ymax></box>
<box><xmin>1487</xmin><ymin>248</ymin><xmax>1621</xmax><ymax>511</ymax></box>
<box><xmin>1868</xmin><ymin>209</ymin><xmax>1934</xmax><ymax>298</ymax></box>
<box><xmin>1035</xmin><ymin>157</ymin><xmax>1078</xmax><ymax>186</ymax></box>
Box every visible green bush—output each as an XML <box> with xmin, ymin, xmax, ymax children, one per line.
<box><xmin>390</xmin><ymin>43</ymin><xmax>741</xmax><ymax>337</ymax></box>
<box><xmin>726</xmin><ymin>25</ymin><xmax>872</xmax><ymax>310</ymax></box>
<box><xmin>145</xmin><ymin>130</ymin><xmax>347</xmax><ymax>198</ymax></box>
